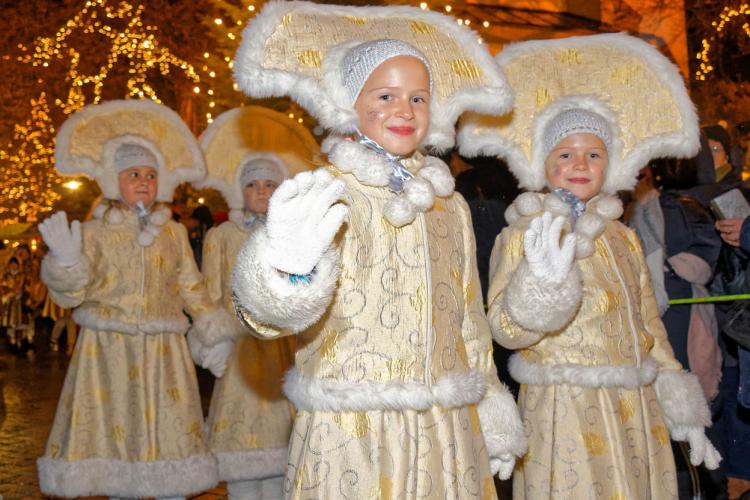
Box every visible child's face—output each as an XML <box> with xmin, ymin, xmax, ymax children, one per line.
<box><xmin>243</xmin><ymin>179</ymin><xmax>279</xmax><ymax>215</ymax></box>
<box><xmin>118</xmin><ymin>166</ymin><xmax>158</xmax><ymax>208</ymax></box>
<box><xmin>354</xmin><ymin>56</ymin><xmax>430</xmax><ymax>156</ymax></box>
<box><xmin>545</xmin><ymin>133</ymin><xmax>607</xmax><ymax>202</ymax></box>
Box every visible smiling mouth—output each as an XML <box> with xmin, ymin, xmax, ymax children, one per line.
<box><xmin>387</xmin><ymin>126</ymin><xmax>415</xmax><ymax>136</ymax></box>
<box><xmin>567</xmin><ymin>178</ymin><xmax>591</xmax><ymax>184</ymax></box>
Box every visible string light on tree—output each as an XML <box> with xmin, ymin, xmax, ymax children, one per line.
<box><xmin>0</xmin><ymin>93</ymin><xmax>61</xmax><ymax>224</ymax></box>
<box><xmin>695</xmin><ymin>3</ymin><xmax>749</xmax><ymax>81</ymax></box>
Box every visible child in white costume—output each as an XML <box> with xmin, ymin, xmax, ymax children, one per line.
<box><xmin>190</xmin><ymin>106</ymin><xmax>318</xmax><ymax>500</ymax></box>
<box><xmin>459</xmin><ymin>33</ymin><xmax>720</xmax><ymax>499</ymax></box>
<box><xmin>36</xmin><ymin>99</ymin><xmax>234</xmax><ymax>499</ymax></box>
<box><xmin>230</xmin><ymin>3</ymin><xmax>526</xmax><ymax>498</ymax></box>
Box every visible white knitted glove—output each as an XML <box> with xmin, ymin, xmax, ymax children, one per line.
<box><xmin>201</xmin><ymin>339</ymin><xmax>234</xmax><ymax>378</ymax></box>
<box><xmin>38</xmin><ymin>211</ymin><xmax>82</xmax><ymax>268</ymax></box>
<box><xmin>265</xmin><ymin>169</ymin><xmax>347</xmax><ymax>275</ymax></box>
<box><xmin>672</xmin><ymin>425</ymin><xmax>721</xmax><ymax>470</ymax></box>
<box><xmin>524</xmin><ymin>211</ymin><xmax>576</xmax><ymax>285</ymax></box>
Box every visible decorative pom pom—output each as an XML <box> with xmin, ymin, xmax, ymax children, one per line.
<box><xmin>384</xmin><ymin>196</ymin><xmax>416</xmax><ymax>227</ymax></box>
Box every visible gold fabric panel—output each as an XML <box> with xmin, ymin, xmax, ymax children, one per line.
<box><xmin>202</xmin><ymin>222</ymin><xmax>296</xmax><ymax>456</ymax></box>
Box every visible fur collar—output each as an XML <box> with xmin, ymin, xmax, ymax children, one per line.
<box><xmin>323</xmin><ymin>137</ymin><xmax>455</xmax><ymax>227</ymax></box>
<box><xmin>505</xmin><ymin>191</ymin><xmax>623</xmax><ymax>259</ymax></box>
<box><xmin>228</xmin><ymin>208</ymin><xmax>263</xmax><ymax>232</ymax></box>
<box><xmin>93</xmin><ymin>200</ymin><xmax>172</xmax><ymax>247</ymax></box>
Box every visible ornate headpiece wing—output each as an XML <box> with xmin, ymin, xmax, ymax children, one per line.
<box><xmin>458</xmin><ymin>33</ymin><xmax>699</xmax><ymax>192</ymax></box>
<box><xmin>233</xmin><ymin>1</ymin><xmax>511</xmax><ymax>151</ymax></box>
<box><xmin>55</xmin><ymin>99</ymin><xmax>205</xmax><ymax>201</ymax></box>
<box><xmin>198</xmin><ymin>106</ymin><xmax>318</xmax><ymax>210</ymax></box>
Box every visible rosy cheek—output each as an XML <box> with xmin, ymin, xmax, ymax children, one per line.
<box><xmin>550</xmin><ymin>165</ymin><xmax>561</xmax><ymax>177</ymax></box>
<box><xmin>365</xmin><ymin>109</ymin><xmax>382</xmax><ymax>122</ymax></box>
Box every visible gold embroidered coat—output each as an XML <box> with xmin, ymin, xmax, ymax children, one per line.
<box><xmin>235</xmin><ymin>154</ymin><xmax>508</xmax><ymax>499</ymax></box>
<box><xmin>488</xmin><ymin>207</ymin><xmax>682</xmax><ymax>500</ymax></box>
<box><xmin>37</xmin><ymin>208</ymin><xmax>218</xmax><ymax>498</ymax></box>
<box><xmin>202</xmin><ymin>220</ymin><xmax>296</xmax><ymax>482</ymax></box>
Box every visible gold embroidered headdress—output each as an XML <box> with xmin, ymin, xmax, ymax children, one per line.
<box><xmin>54</xmin><ymin>99</ymin><xmax>206</xmax><ymax>201</ymax></box>
<box><xmin>233</xmin><ymin>1</ymin><xmax>511</xmax><ymax>151</ymax></box>
<box><xmin>198</xmin><ymin>105</ymin><xmax>318</xmax><ymax>215</ymax></box>
<box><xmin>458</xmin><ymin>33</ymin><xmax>699</xmax><ymax>192</ymax></box>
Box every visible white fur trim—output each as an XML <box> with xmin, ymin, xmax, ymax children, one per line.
<box><xmin>92</xmin><ymin>202</ymin><xmax>172</xmax><ymax>247</ymax></box>
<box><xmin>509</xmin><ymin>354</ymin><xmax>659</xmax><ymax>389</ymax></box>
<box><xmin>654</xmin><ymin>370</ymin><xmax>712</xmax><ymax>429</ymax></box>
<box><xmin>215</xmin><ymin>448</ymin><xmax>288</xmax><ymax>482</ymax></box>
<box><xmin>41</xmin><ymin>255</ymin><xmax>90</xmax><ymax>303</ymax></box>
<box><xmin>383</xmin><ymin>195</ymin><xmax>417</xmax><ymax>228</ymax></box>
<box><xmin>232</xmin><ymin>228</ymin><xmax>339</xmax><ymax>333</ymax></box>
<box><xmin>403</xmin><ymin>177</ymin><xmax>435</xmax><ymax>211</ymax></box>
<box><xmin>284</xmin><ymin>368</ymin><xmax>486</xmax><ymax>412</ymax></box>
<box><xmin>326</xmin><ymin>139</ymin><xmax>391</xmax><ymax>186</ymax></box>
<box><xmin>233</xmin><ymin>1</ymin><xmax>511</xmax><ymax>151</ymax></box>
<box><xmin>72</xmin><ymin>308</ymin><xmax>190</xmax><ymax>335</ymax></box>
<box><xmin>190</xmin><ymin>307</ymin><xmax>247</xmax><ymax>346</ymax></box>
<box><xmin>478</xmin><ymin>386</ymin><xmax>527</xmax><ymax>460</ymax></box>
<box><xmin>54</xmin><ymin>99</ymin><xmax>206</xmax><ymax>202</ymax></box>
<box><xmin>503</xmin><ymin>260</ymin><xmax>582</xmax><ymax>333</ymax></box>
<box><xmin>458</xmin><ymin>33</ymin><xmax>699</xmax><ymax>192</ymax></box>
<box><xmin>37</xmin><ymin>453</ymin><xmax>218</xmax><ymax>498</ymax></box>
<box><xmin>418</xmin><ymin>156</ymin><xmax>455</xmax><ymax>196</ymax></box>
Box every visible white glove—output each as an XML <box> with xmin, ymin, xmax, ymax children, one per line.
<box><xmin>672</xmin><ymin>425</ymin><xmax>721</xmax><ymax>470</ymax></box>
<box><xmin>490</xmin><ymin>453</ymin><xmax>516</xmax><ymax>480</ymax></box>
<box><xmin>201</xmin><ymin>339</ymin><xmax>234</xmax><ymax>378</ymax></box>
<box><xmin>265</xmin><ymin>169</ymin><xmax>348</xmax><ymax>275</ymax></box>
<box><xmin>524</xmin><ymin>211</ymin><xmax>576</xmax><ymax>285</ymax></box>
<box><xmin>38</xmin><ymin>211</ymin><xmax>82</xmax><ymax>268</ymax></box>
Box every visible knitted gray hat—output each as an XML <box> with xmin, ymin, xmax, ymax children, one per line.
<box><xmin>542</xmin><ymin>108</ymin><xmax>612</xmax><ymax>158</ymax></box>
<box><xmin>112</xmin><ymin>143</ymin><xmax>159</xmax><ymax>172</ymax></box>
<box><xmin>239</xmin><ymin>157</ymin><xmax>286</xmax><ymax>188</ymax></box>
<box><xmin>341</xmin><ymin>39</ymin><xmax>432</xmax><ymax>104</ymax></box>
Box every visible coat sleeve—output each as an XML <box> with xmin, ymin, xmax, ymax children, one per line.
<box><xmin>455</xmin><ymin>198</ymin><xmax>527</xmax><ymax>467</ymax></box>
<box><xmin>486</xmin><ymin>223</ymin><xmax>582</xmax><ymax>349</ymax></box>
<box><xmin>40</xmin><ymin>222</ymin><xmax>95</xmax><ymax>309</ymax></box>
<box><xmin>172</xmin><ymin>223</ymin><xmax>239</xmax><ymax>346</ymax></box>
<box><xmin>201</xmin><ymin>226</ymin><xmax>224</xmax><ymax>304</ymax></box>
<box><xmin>231</xmin><ymin>225</ymin><xmax>340</xmax><ymax>339</ymax></box>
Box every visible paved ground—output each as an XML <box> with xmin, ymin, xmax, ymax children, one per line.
<box><xmin>0</xmin><ymin>321</ymin><xmax>226</xmax><ymax>500</ymax></box>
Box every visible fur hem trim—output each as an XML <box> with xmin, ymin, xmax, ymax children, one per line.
<box><xmin>478</xmin><ymin>386</ymin><xmax>527</xmax><ymax>459</ymax></box>
<box><xmin>283</xmin><ymin>367</ymin><xmax>486</xmax><ymax>412</ymax></box>
<box><xmin>37</xmin><ymin>453</ymin><xmax>218</xmax><ymax>498</ymax></box>
<box><xmin>503</xmin><ymin>260</ymin><xmax>582</xmax><ymax>332</ymax></box>
<box><xmin>190</xmin><ymin>307</ymin><xmax>246</xmax><ymax>346</ymax></box>
<box><xmin>215</xmin><ymin>448</ymin><xmax>288</xmax><ymax>482</ymax></box>
<box><xmin>72</xmin><ymin>307</ymin><xmax>190</xmax><ymax>335</ymax></box>
<box><xmin>231</xmin><ymin>228</ymin><xmax>339</xmax><ymax>333</ymax></box>
<box><xmin>509</xmin><ymin>354</ymin><xmax>659</xmax><ymax>389</ymax></box>
<box><xmin>654</xmin><ymin>370</ymin><xmax>712</xmax><ymax>429</ymax></box>
<box><xmin>41</xmin><ymin>255</ymin><xmax>90</xmax><ymax>302</ymax></box>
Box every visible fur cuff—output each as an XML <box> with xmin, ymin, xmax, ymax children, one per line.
<box><xmin>503</xmin><ymin>260</ymin><xmax>582</xmax><ymax>332</ymax></box>
<box><xmin>215</xmin><ymin>448</ymin><xmax>288</xmax><ymax>482</ymax></box>
<box><xmin>509</xmin><ymin>354</ymin><xmax>659</xmax><ymax>389</ymax></box>
<box><xmin>284</xmin><ymin>368</ymin><xmax>486</xmax><ymax>412</ymax></box>
<box><xmin>37</xmin><ymin>453</ymin><xmax>218</xmax><ymax>498</ymax></box>
<box><xmin>654</xmin><ymin>370</ymin><xmax>712</xmax><ymax>430</ymax></box>
<box><xmin>232</xmin><ymin>228</ymin><xmax>339</xmax><ymax>333</ymax></box>
<box><xmin>41</xmin><ymin>254</ymin><xmax>90</xmax><ymax>296</ymax></box>
<box><xmin>478</xmin><ymin>386</ymin><xmax>527</xmax><ymax>460</ymax></box>
<box><xmin>190</xmin><ymin>307</ymin><xmax>246</xmax><ymax>347</ymax></box>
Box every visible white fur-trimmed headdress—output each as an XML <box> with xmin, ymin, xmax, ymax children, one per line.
<box><xmin>233</xmin><ymin>1</ymin><xmax>511</xmax><ymax>152</ymax></box>
<box><xmin>197</xmin><ymin>106</ymin><xmax>318</xmax><ymax>214</ymax></box>
<box><xmin>458</xmin><ymin>33</ymin><xmax>699</xmax><ymax>193</ymax></box>
<box><xmin>54</xmin><ymin>99</ymin><xmax>206</xmax><ymax>201</ymax></box>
